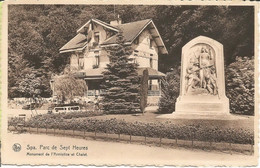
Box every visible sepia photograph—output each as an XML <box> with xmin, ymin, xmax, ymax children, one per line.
<box><xmin>1</xmin><ymin>1</ymin><xmax>258</xmax><ymax>166</ymax></box>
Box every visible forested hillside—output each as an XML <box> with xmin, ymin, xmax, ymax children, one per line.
<box><xmin>8</xmin><ymin>5</ymin><xmax>254</xmax><ymax>98</ymax></box>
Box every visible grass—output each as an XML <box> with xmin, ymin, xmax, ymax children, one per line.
<box><xmin>79</xmin><ymin>110</ymin><xmax>254</xmax><ymax>131</ymax></box>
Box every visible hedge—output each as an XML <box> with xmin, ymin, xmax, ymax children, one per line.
<box><xmin>9</xmin><ymin>115</ymin><xmax>253</xmax><ymax>145</ymax></box>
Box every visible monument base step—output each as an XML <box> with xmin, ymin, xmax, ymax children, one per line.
<box><xmin>156</xmin><ymin>112</ymin><xmax>250</xmax><ymax>120</ymax></box>
<box><xmin>144</xmin><ymin>106</ymin><xmax>158</xmax><ymax>113</ymax></box>
<box><xmin>176</xmin><ymin>102</ymin><xmax>229</xmax><ymax>113</ymax></box>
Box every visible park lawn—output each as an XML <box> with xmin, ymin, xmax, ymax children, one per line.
<box><xmin>77</xmin><ymin>111</ymin><xmax>254</xmax><ymax>131</ymax></box>
<box><xmin>9</xmin><ymin>109</ymin><xmax>254</xmax><ymax>146</ymax></box>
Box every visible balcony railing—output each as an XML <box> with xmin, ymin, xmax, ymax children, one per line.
<box><xmin>86</xmin><ymin>90</ymin><xmax>106</xmax><ymax>96</ymax></box>
<box><xmin>87</xmin><ymin>90</ymin><xmax>96</xmax><ymax>96</ymax></box>
<box><xmin>87</xmin><ymin>90</ymin><xmax>160</xmax><ymax>97</ymax></box>
<box><xmin>148</xmin><ymin>90</ymin><xmax>160</xmax><ymax>96</ymax></box>
<box><xmin>133</xmin><ymin>50</ymin><xmax>156</xmax><ymax>59</ymax></box>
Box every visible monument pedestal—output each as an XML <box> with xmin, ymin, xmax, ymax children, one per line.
<box><xmin>175</xmin><ymin>95</ymin><xmax>229</xmax><ymax>115</ymax></box>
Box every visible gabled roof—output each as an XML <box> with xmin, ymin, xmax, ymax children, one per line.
<box><xmin>60</xmin><ymin>33</ymin><xmax>88</xmax><ymax>53</ymax></box>
<box><xmin>77</xmin><ymin>18</ymin><xmax>119</xmax><ymax>33</ymax></box>
<box><xmin>101</xmin><ymin>19</ymin><xmax>151</xmax><ymax>45</ymax></box>
<box><xmin>101</xmin><ymin>19</ymin><xmax>167</xmax><ymax>54</ymax></box>
<box><xmin>60</xmin><ymin>18</ymin><xmax>168</xmax><ymax>54</ymax></box>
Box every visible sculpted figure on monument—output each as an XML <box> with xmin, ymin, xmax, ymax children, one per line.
<box><xmin>176</xmin><ymin>36</ymin><xmax>229</xmax><ymax>114</ymax></box>
<box><xmin>185</xmin><ymin>57</ymin><xmax>200</xmax><ymax>94</ymax></box>
<box><xmin>185</xmin><ymin>45</ymin><xmax>218</xmax><ymax>95</ymax></box>
<box><xmin>199</xmin><ymin>47</ymin><xmax>211</xmax><ymax>88</ymax></box>
<box><xmin>204</xmin><ymin>66</ymin><xmax>218</xmax><ymax>95</ymax></box>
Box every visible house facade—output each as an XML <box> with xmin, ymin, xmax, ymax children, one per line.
<box><xmin>53</xmin><ymin>18</ymin><xmax>168</xmax><ymax>105</ymax></box>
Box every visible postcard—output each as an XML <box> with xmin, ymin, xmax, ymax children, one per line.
<box><xmin>1</xmin><ymin>0</ymin><xmax>259</xmax><ymax>166</ymax></box>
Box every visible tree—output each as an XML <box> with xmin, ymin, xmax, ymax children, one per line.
<box><xmin>18</xmin><ymin>72</ymin><xmax>43</xmax><ymax>109</ymax></box>
<box><xmin>140</xmin><ymin>69</ymin><xmax>149</xmax><ymax>114</ymax></box>
<box><xmin>155</xmin><ymin>6</ymin><xmax>254</xmax><ymax>70</ymax></box>
<box><xmin>18</xmin><ymin>73</ymin><xmax>42</xmax><ymax>98</ymax></box>
<box><xmin>8</xmin><ymin>5</ymin><xmax>254</xmax><ymax>98</ymax></box>
<box><xmin>225</xmin><ymin>56</ymin><xmax>254</xmax><ymax>115</ymax></box>
<box><xmin>158</xmin><ymin>67</ymin><xmax>180</xmax><ymax>113</ymax></box>
<box><xmin>53</xmin><ymin>66</ymin><xmax>87</xmax><ymax>103</ymax></box>
<box><xmin>101</xmin><ymin>29</ymin><xmax>140</xmax><ymax>114</ymax></box>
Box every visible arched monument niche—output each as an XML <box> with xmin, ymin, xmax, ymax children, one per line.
<box><xmin>175</xmin><ymin>36</ymin><xmax>229</xmax><ymax>114</ymax></box>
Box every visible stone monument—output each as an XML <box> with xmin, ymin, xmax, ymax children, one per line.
<box><xmin>175</xmin><ymin>36</ymin><xmax>229</xmax><ymax>115</ymax></box>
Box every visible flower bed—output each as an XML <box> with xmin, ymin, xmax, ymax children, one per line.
<box><xmin>8</xmin><ymin>115</ymin><xmax>254</xmax><ymax>145</ymax></box>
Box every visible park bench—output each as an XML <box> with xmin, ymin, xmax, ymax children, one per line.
<box><xmin>52</xmin><ymin>106</ymin><xmax>80</xmax><ymax>113</ymax></box>
<box><xmin>14</xmin><ymin>114</ymin><xmax>26</xmax><ymax>133</ymax></box>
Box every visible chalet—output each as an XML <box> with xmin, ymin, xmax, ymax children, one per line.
<box><xmin>53</xmin><ymin>18</ymin><xmax>168</xmax><ymax>105</ymax></box>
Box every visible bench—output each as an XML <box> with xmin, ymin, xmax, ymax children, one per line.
<box><xmin>14</xmin><ymin>114</ymin><xmax>26</xmax><ymax>133</ymax></box>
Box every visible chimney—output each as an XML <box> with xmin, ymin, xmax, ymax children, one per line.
<box><xmin>110</xmin><ymin>15</ymin><xmax>122</xmax><ymax>26</ymax></box>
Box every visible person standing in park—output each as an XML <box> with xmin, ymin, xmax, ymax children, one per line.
<box><xmin>94</xmin><ymin>95</ymin><xmax>100</xmax><ymax>112</ymax></box>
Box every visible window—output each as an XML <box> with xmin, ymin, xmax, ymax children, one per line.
<box><xmin>150</xmin><ymin>58</ymin><xmax>153</xmax><ymax>68</ymax></box>
<box><xmin>78</xmin><ymin>54</ymin><xmax>84</xmax><ymax>70</ymax></box>
<box><xmin>149</xmin><ymin>38</ymin><xmax>153</xmax><ymax>48</ymax></box>
<box><xmin>134</xmin><ymin>37</ymin><xmax>139</xmax><ymax>45</ymax></box>
<box><xmin>133</xmin><ymin>58</ymin><xmax>137</xmax><ymax>64</ymax></box>
<box><xmin>93</xmin><ymin>51</ymin><xmax>100</xmax><ymax>69</ymax></box>
<box><xmin>94</xmin><ymin>32</ymin><xmax>100</xmax><ymax>44</ymax></box>
<box><xmin>134</xmin><ymin>50</ymin><xmax>139</xmax><ymax>56</ymax></box>
<box><xmin>94</xmin><ymin>55</ymin><xmax>100</xmax><ymax>68</ymax></box>
<box><xmin>96</xmin><ymin>56</ymin><xmax>100</xmax><ymax>66</ymax></box>
<box><xmin>79</xmin><ymin>57</ymin><xmax>84</xmax><ymax>70</ymax></box>
<box><xmin>149</xmin><ymin>80</ymin><xmax>152</xmax><ymax>90</ymax></box>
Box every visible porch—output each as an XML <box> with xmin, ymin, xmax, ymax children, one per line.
<box><xmin>80</xmin><ymin>68</ymin><xmax>164</xmax><ymax>105</ymax></box>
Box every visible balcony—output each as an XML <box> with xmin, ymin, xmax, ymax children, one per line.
<box><xmin>86</xmin><ymin>90</ymin><xmax>105</xmax><ymax>96</ymax></box>
<box><xmin>87</xmin><ymin>90</ymin><xmax>160</xmax><ymax>97</ymax></box>
<box><xmin>148</xmin><ymin>90</ymin><xmax>160</xmax><ymax>96</ymax></box>
<box><xmin>133</xmin><ymin>50</ymin><xmax>152</xmax><ymax>58</ymax></box>
<box><xmin>87</xmin><ymin>90</ymin><xmax>97</xmax><ymax>96</ymax></box>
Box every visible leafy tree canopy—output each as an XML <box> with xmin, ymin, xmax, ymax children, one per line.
<box><xmin>53</xmin><ymin>65</ymin><xmax>87</xmax><ymax>103</ymax></box>
<box><xmin>8</xmin><ymin>5</ymin><xmax>254</xmax><ymax>98</ymax></box>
